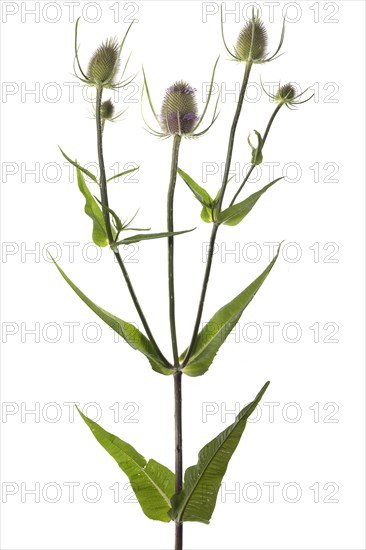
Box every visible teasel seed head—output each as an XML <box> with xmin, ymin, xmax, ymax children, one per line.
<box><xmin>160</xmin><ymin>81</ymin><xmax>199</xmax><ymax>135</ymax></box>
<box><xmin>235</xmin><ymin>14</ymin><xmax>268</xmax><ymax>62</ymax></box>
<box><xmin>101</xmin><ymin>99</ymin><xmax>115</xmax><ymax>120</ymax></box>
<box><xmin>87</xmin><ymin>38</ymin><xmax>120</xmax><ymax>87</ymax></box>
<box><xmin>275</xmin><ymin>83</ymin><xmax>297</xmax><ymax>104</ymax></box>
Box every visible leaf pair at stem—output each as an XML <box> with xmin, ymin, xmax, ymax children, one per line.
<box><xmin>51</xmin><ymin>233</ymin><xmax>281</xmax><ymax>376</ymax></box>
<box><xmin>178</xmin><ymin>166</ymin><xmax>283</xmax><ymax>227</ymax></box>
<box><xmin>77</xmin><ymin>381</ymin><xmax>269</xmax><ymax>524</ymax></box>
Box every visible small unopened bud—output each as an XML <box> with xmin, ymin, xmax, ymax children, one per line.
<box><xmin>275</xmin><ymin>83</ymin><xmax>297</xmax><ymax>104</ymax></box>
<box><xmin>160</xmin><ymin>81</ymin><xmax>199</xmax><ymax>135</ymax></box>
<box><xmin>87</xmin><ymin>38</ymin><xmax>119</xmax><ymax>87</ymax></box>
<box><xmin>235</xmin><ymin>16</ymin><xmax>268</xmax><ymax>62</ymax></box>
<box><xmin>101</xmin><ymin>99</ymin><xmax>115</xmax><ymax>120</ymax></box>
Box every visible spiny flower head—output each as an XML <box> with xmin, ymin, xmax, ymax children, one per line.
<box><xmin>235</xmin><ymin>14</ymin><xmax>268</xmax><ymax>62</ymax></box>
<box><xmin>221</xmin><ymin>6</ymin><xmax>285</xmax><ymax>65</ymax></box>
<box><xmin>87</xmin><ymin>38</ymin><xmax>120</xmax><ymax>87</ymax></box>
<box><xmin>261</xmin><ymin>79</ymin><xmax>314</xmax><ymax>109</ymax></box>
<box><xmin>160</xmin><ymin>81</ymin><xmax>199</xmax><ymax>135</ymax></box>
<box><xmin>275</xmin><ymin>83</ymin><xmax>297</xmax><ymax>104</ymax></box>
<box><xmin>73</xmin><ymin>19</ymin><xmax>134</xmax><ymax>91</ymax></box>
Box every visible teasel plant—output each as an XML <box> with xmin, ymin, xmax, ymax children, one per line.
<box><xmin>52</xmin><ymin>7</ymin><xmax>313</xmax><ymax>550</ymax></box>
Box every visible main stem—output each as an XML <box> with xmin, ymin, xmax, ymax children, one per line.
<box><xmin>166</xmin><ymin>134</ymin><xmax>183</xmax><ymax>550</ymax></box>
<box><xmin>95</xmin><ymin>87</ymin><xmax>171</xmax><ymax>369</ymax></box>
<box><xmin>182</xmin><ymin>62</ymin><xmax>253</xmax><ymax>367</ymax></box>
<box><xmin>174</xmin><ymin>370</ymin><xmax>183</xmax><ymax>550</ymax></box>
<box><xmin>167</xmin><ymin>134</ymin><xmax>182</xmax><ymax>366</ymax></box>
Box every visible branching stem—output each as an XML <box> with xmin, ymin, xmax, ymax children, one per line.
<box><xmin>95</xmin><ymin>87</ymin><xmax>171</xmax><ymax>370</ymax></box>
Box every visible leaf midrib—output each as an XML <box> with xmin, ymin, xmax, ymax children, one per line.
<box><xmin>102</xmin><ymin>433</ymin><xmax>172</xmax><ymax>508</ymax></box>
<box><xmin>189</xmin><ymin>310</ymin><xmax>242</xmax><ymax>365</ymax></box>
<box><xmin>176</xmin><ymin>416</ymin><xmax>241</xmax><ymax>521</ymax></box>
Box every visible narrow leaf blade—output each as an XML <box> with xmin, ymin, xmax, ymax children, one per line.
<box><xmin>113</xmin><ymin>228</ymin><xmax>195</xmax><ymax>247</ymax></box>
<box><xmin>106</xmin><ymin>167</ymin><xmax>139</xmax><ymax>183</ymax></box>
<box><xmin>180</xmin><ymin>246</ymin><xmax>281</xmax><ymax>376</ymax></box>
<box><xmin>170</xmin><ymin>381</ymin><xmax>269</xmax><ymax>523</ymax></box>
<box><xmin>218</xmin><ymin>178</ymin><xmax>283</xmax><ymax>227</ymax></box>
<box><xmin>50</xmin><ymin>256</ymin><xmax>172</xmax><ymax>375</ymax></box>
<box><xmin>77</xmin><ymin>409</ymin><xmax>175</xmax><ymax>522</ymax></box>
<box><xmin>59</xmin><ymin>146</ymin><xmax>98</xmax><ymax>184</ymax></box>
<box><xmin>178</xmin><ymin>168</ymin><xmax>213</xmax><ymax>208</ymax></box>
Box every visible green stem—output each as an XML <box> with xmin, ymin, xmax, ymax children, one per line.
<box><xmin>181</xmin><ymin>62</ymin><xmax>253</xmax><ymax>368</ymax></box>
<box><xmin>96</xmin><ymin>87</ymin><xmax>114</xmax><ymax>243</ymax></box>
<box><xmin>174</xmin><ymin>370</ymin><xmax>183</xmax><ymax>550</ymax></box>
<box><xmin>229</xmin><ymin>102</ymin><xmax>283</xmax><ymax>206</ymax></box>
<box><xmin>215</xmin><ymin>61</ymin><xmax>252</xmax><ymax>214</ymax></box>
<box><xmin>95</xmin><ymin>87</ymin><xmax>171</xmax><ymax>370</ymax></box>
<box><xmin>166</xmin><ymin>134</ymin><xmax>183</xmax><ymax>550</ymax></box>
<box><xmin>167</xmin><ymin>134</ymin><xmax>182</xmax><ymax>367</ymax></box>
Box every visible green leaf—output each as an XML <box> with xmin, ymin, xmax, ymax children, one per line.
<box><xmin>200</xmin><ymin>205</ymin><xmax>214</xmax><ymax>223</ymax></box>
<box><xmin>177</xmin><ymin>168</ymin><xmax>213</xmax><ymax>208</ymax></box>
<box><xmin>50</xmin><ymin>256</ymin><xmax>173</xmax><ymax>375</ymax></box>
<box><xmin>142</xmin><ymin>66</ymin><xmax>160</xmax><ymax>125</ymax></box>
<box><xmin>170</xmin><ymin>381</ymin><xmax>269</xmax><ymax>523</ymax></box>
<box><xmin>248</xmin><ymin>130</ymin><xmax>264</xmax><ymax>166</ymax></box>
<box><xmin>112</xmin><ymin>228</ymin><xmax>195</xmax><ymax>247</ymax></box>
<box><xmin>74</xmin><ymin>167</ymin><xmax>109</xmax><ymax>246</ymax></box>
<box><xmin>180</xmin><ymin>246</ymin><xmax>281</xmax><ymax>376</ymax></box>
<box><xmin>123</xmin><ymin>227</ymin><xmax>151</xmax><ymax>232</ymax></box>
<box><xmin>59</xmin><ymin>146</ymin><xmax>98</xmax><ymax>184</ymax></box>
<box><xmin>218</xmin><ymin>177</ymin><xmax>283</xmax><ymax>227</ymax></box>
<box><xmin>106</xmin><ymin>166</ymin><xmax>139</xmax><ymax>183</ymax></box>
<box><xmin>200</xmin><ymin>180</ymin><xmax>236</xmax><ymax>223</ymax></box>
<box><xmin>94</xmin><ymin>196</ymin><xmax>123</xmax><ymax>233</ymax></box>
<box><xmin>77</xmin><ymin>408</ymin><xmax>175</xmax><ymax>522</ymax></box>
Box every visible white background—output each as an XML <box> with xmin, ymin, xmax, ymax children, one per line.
<box><xmin>1</xmin><ymin>1</ymin><xmax>365</xmax><ymax>549</ymax></box>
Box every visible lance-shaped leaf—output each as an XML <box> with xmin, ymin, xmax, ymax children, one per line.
<box><xmin>77</xmin><ymin>408</ymin><xmax>175</xmax><ymax>522</ymax></box>
<box><xmin>50</xmin><ymin>256</ymin><xmax>173</xmax><ymax>375</ymax></box>
<box><xmin>218</xmin><ymin>177</ymin><xmax>283</xmax><ymax>227</ymax></box>
<box><xmin>59</xmin><ymin>146</ymin><xmax>98</xmax><ymax>184</ymax></box>
<box><xmin>74</xmin><ymin>167</ymin><xmax>109</xmax><ymax>246</ymax></box>
<box><xmin>169</xmin><ymin>381</ymin><xmax>269</xmax><ymax>523</ymax></box>
<box><xmin>112</xmin><ymin>228</ymin><xmax>195</xmax><ymax>248</ymax></box>
<box><xmin>106</xmin><ymin>166</ymin><xmax>139</xmax><ymax>183</ymax></box>
<box><xmin>248</xmin><ymin>130</ymin><xmax>264</xmax><ymax>166</ymax></box>
<box><xmin>180</xmin><ymin>246</ymin><xmax>281</xmax><ymax>376</ymax></box>
<box><xmin>178</xmin><ymin>168</ymin><xmax>213</xmax><ymax>208</ymax></box>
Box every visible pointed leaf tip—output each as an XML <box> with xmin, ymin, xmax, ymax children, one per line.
<box><xmin>169</xmin><ymin>381</ymin><xmax>270</xmax><ymax>523</ymax></box>
<box><xmin>78</xmin><ymin>410</ymin><xmax>175</xmax><ymax>522</ymax></box>
<box><xmin>180</xmin><ymin>246</ymin><xmax>281</xmax><ymax>376</ymax></box>
<box><xmin>50</xmin><ymin>257</ymin><xmax>173</xmax><ymax>375</ymax></box>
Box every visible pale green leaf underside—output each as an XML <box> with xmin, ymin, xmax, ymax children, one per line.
<box><xmin>77</xmin><ymin>408</ymin><xmax>175</xmax><ymax>522</ymax></box>
<box><xmin>200</xmin><ymin>205</ymin><xmax>214</xmax><ymax>223</ymax></box>
<box><xmin>74</xmin><ymin>166</ymin><xmax>109</xmax><ymax>246</ymax></box>
<box><xmin>180</xmin><ymin>246</ymin><xmax>281</xmax><ymax>376</ymax></box>
<box><xmin>170</xmin><ymin>381</ymin><xmax>269</xmax><ymax>523</ymax></box>
<box><xmin>50</xmin><ymin>257</ymin><xmax>172</xmax><ymax>375</ymax></box>
<box><xmin>218</xmin><ymin>177</ymin><xmax>283</xmax><ymax>226</ymax></box>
